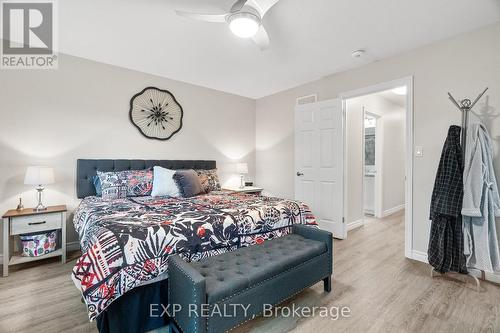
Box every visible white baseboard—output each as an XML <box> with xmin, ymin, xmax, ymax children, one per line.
<box><xmin>485</xmin><ymin>272</ymin><xmax>500</xmax><ymax>284</ymax></box>
<box><xmin>467</xmin><ymin>268</ymin><xmax>500</xmax><ymax>284</ymax></box>
<box><xmin>410</xmin><ymin>250</ymin><xmax>428</xmax><ymax>263</ymax></box>
<box><xmin>347</xmin><ymin>219</ymin><xmax>364</xmax><ymax>231</ymax></box>
<box><xmin>409</xmin><ymin>250</ymin><xmax>500</xmax><ymax>285</ymax></box>
<box><xmin>382</xmin><ymin>204</ymin><xmax>406</xmax><ymax>217</ymax></box>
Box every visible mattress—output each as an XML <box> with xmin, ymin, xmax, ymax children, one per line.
<box><xmin>71</xmin><ymin>191</ymin><xmax>316</xmax><ymax>320</ymax></box>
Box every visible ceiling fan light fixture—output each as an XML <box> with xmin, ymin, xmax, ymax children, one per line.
<box><xmin>228</xmin><ymin>12</ymin><xmax>260</xmax><ymax>38</ymax></box>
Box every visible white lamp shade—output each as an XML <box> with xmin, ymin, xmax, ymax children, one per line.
<box><xmin>236</xmin><ymin>163</ymin><xmax>249</xmax><ymax>174</ymax></box>
<box><xmin>24</xmin><ymin>166</ymin><xmax>55</xmax><ymax>185</ymax></box>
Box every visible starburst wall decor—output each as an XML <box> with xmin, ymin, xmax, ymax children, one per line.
<box><xmin>129</xmin><ymin>87</ymin><xmax>184</xmax><ymax>140</ymax></box>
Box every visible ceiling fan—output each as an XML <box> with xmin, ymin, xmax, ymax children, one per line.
<box><xmin>175</xmin><ymin>0</ymin><xmax>280</xmax><ymax>50</ymax></box>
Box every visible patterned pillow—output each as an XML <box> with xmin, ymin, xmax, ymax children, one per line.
<box><xmin>97</xmin><ymin>169</ymin><xmax>153</xmax><ymax>200</ymax></box>
<box><xmin>97</xmin><ymin>171</ymin><xmax>127</xmax><ymax>200</ymax></box>
<box><xmin>123</xmin><ymin>169</ymin><xmax>154</xmax><ymax>197</ymax></box>
<box><xmin>196</xmin><ymin>169</ymin><xmax>221</xmax><ymax>193</ymax></box>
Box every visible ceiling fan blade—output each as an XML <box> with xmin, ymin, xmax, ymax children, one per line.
<box><xmin>252</xmin><ymin>25</ymin><xmax>270</xmax><ymax>50</ymax></box>
<box><xmin>175</xmin><ymin>10</ymin><xmax>227</xmax><ymax>23</ymax></box>
<box><xmin>247</xmin><ymin>0</ymin><xmax>280</xmax><ymax>18</ymax></box>
<box><xmin>230</xmin><ymin>0</ymin><xmax>248</xmax><ymax>13</ymax></box>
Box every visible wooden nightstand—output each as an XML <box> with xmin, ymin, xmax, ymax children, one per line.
<box><xmin>2</xmin><ymin>205</ymin><xmax>67</xmax><ymax>277</ymax></box>
<box><xmin>223</xmin><ymin>186</ymin><xmax>264</xmax><ymax>195</ymax></box>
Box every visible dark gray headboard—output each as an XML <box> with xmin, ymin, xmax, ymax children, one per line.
<box><xmin>76</xmin><ymin>159</ymin><xmax>217</xmax><ymax>199</ymax></box>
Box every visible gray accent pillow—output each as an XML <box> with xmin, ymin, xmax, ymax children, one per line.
<box><xmin>173</xmin><ymin>169</ymin><xmax>204</xmax><ymax>197</ymax></box>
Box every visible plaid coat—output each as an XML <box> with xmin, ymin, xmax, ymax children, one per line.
<box><xmin>430</xmin><ymin>126</ymin><xmax>464</xmax><ymax>220</ymax></box>
<box><xmin>428</xmin><ymin>125</ymin><xmax>467</xmax><ymax>274</ymax></box>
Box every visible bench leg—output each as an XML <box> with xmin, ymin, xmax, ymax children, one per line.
<box><xmin>323</xmin><ymin>276</ymin><xmax>332</xmax><ymax>292</ymax></box>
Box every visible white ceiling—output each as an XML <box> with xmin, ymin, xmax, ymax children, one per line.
<box><xmin>59</xmin><ymin>0</ymin><xmax>500</xmax><ymax>99</ymax></box>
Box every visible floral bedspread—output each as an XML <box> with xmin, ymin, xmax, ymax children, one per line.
<box><xmin>71</xmin><ymin>191</ymin><xmax>316</xmax><ymax>320</ymax></box>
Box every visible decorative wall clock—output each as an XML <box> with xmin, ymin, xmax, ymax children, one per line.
<box><xmin>129</xmin><ymin>87</ymin><xmax>184</xmax><ymax>140</ymax></box>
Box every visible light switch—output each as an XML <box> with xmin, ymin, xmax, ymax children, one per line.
<box><xmin>415</xmin><ymin>146</ymin><xmax>424</xmax><ymax>157</ymax></box>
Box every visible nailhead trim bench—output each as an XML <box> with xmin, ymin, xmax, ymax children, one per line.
<box><xmin>168</xmin><ymin>224</ymin><xmax>333</xmax><ymax>333</ymax></box>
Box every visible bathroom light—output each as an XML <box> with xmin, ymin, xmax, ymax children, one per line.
<box><xmin>392</xmin><ymin>86</ymin><xmax>407</xmax><ymax>95</ymax></box>
<box><xmin>228</xmin><ymin>13</ymin><xmax>260</xmax><ymax>38</ymax></box>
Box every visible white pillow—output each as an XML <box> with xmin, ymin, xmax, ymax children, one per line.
<box><xmin>151</xmin><ymin>166</ymin><xmax>181</xmax><ymax>197</ymax></box>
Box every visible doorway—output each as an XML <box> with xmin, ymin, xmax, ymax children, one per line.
<box><xmin>294</xmin><ymin>77</ymin><xmax>413</xmax><ymax>255</ymax></box>
<box><xmin>345</xmin><ymin>89</ymin><xmax>406</xmax><ymax>228</ymax></box>
<box><xmin>340</xmin><ymin>77</ymin><xmax>413</xmax><ymax>258</ymax></box>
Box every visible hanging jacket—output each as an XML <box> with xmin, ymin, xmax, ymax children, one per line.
<box><xmin>428</xmin><ymin>125</ymin><xmax>467</xmax><ymax>274</ymax></box>
<box><xmin>430</xmin><ymin>126</ymin><xmax>464</xmax><ymax>219</ymax></box>
<box><xmin>462</xmin><ymin>123</ymin><xmax>500</xmax><ymax>272</ymax></box>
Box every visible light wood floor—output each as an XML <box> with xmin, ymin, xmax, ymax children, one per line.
<box><xmin>1</xmin><ymin>211</ymin><xmax>499</xmax><ymax>333</ymax></box>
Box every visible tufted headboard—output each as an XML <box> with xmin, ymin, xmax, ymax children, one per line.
<box><xmin>76</xmin><ymin>159</ymin><xmax>217</xmax><ymax>199</ymax></box>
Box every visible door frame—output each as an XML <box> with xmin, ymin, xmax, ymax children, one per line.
<box><xmin>362</xmin><ymin>110</ymin><xmax>382</xmax><ymax>218</ymax></box>
<box><xmin>340</xmin><ymin>76</ymin><xmax>414</xmax><ymax>259</ymax></box>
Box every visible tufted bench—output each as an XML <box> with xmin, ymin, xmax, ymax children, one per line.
<box><xmin>168</xmin><ymin>224</ymin><xmax>333</xmax><ymax>333</ymax></box>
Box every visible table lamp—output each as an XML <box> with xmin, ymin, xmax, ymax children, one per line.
<box><xmin>236</xmin><ymin>163</ymin><xmax>248</xmax><ymax>189</ymax></box>
<box><xmin>24</xmin><ymin>166</ymin><xmax>55</xmax><ymax>211</ymax></box>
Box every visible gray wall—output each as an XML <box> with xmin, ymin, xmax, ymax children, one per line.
<box><xmin>381</xmin><ymin>110</ymin><xmax>405</xmax><ymax>213</ymax></box>
<box><xmin>255</xmin><ymin>22</ymin><xmax>500</xmax><ymax>254</ymax></box>
<box><xmin>0</xmin><ymin>53</ymin><xmax>256</xmax><ymax>251</ymax></box>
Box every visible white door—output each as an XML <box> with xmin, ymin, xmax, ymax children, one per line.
<box><xmin>295</xmin><ymin>99</ymin><xmax>345</xmax><ymax>239</ymax></box>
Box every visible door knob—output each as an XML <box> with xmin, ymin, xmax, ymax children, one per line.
<box><xmin>296</xmin><ymin>172</ymin><xmax>304</xmax><ymax>176</ymax></box>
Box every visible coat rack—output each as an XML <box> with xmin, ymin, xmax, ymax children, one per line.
<box><xmin>429</xmin><ymin>88</ymin><xmax>489</xmax><ymax>291</ymax></box>
<box><xmin>447</xmin><ymin>87</ymin><xmax>489</xmax><ymax>153</ymax></box>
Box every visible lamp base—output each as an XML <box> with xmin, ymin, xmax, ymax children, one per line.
<box><xmin>34</xmin><ymin>204</ymin><xmax>47</xmax><ymax>212</ymax></box>
<box><xmin>35</xmin><ymin>186</ymin><xmax>47</xmax><ymax>212</ymax></box>
<box><xmin>239</xmin><ymin>175</ymin><xmax>245</xmax><ymax>189</ymax></box>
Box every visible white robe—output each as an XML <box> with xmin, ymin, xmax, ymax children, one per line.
<box><xmin>462</xmin><ymin>123</ymin><xmax>500</xmax><ymax>272</ymax></box>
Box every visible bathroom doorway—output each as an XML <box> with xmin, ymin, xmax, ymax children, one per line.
<box><xmin>343</xmin><ymin>85</ymin><xmax>407</xmax><ymax>231</ymax></box>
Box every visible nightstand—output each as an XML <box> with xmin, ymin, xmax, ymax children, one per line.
<box><xmin>2</xmin><ymin>205</ymin><xmax>67</xmax><ymax>277</ymax></box>
<box><xmin>223</xmin><ymin>186</ymin><xmax>264</xmax><ymax>195</ymax></box>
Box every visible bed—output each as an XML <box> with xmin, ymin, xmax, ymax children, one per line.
<box><xmin>72</xmin><ymin>159</ymin><xmax>317</xmax><ymax>333</ymax></box>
